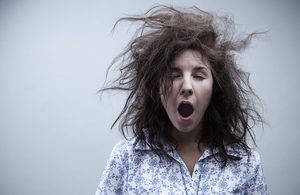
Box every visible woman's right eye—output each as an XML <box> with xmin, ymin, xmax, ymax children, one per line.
<box><xmin>171</xmin><ymin>73</ymin><xmax>181</xmax><ymax>79</ymax></box>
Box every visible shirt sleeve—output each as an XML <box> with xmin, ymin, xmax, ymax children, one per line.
<box><xmin>95</xmin><ymin>141</ymin><xmax>129</xmax><ymax>195</ymax></box>
<box><xmin>245</xmin><ymin>150</ymin><xmax>268</xmax><ymax>195</ymax></box>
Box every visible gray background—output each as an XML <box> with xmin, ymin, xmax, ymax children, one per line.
<box><xmin>1</xmin><ymin>0</ymin><xmax>299</xmax><ymax>194</ymax></box>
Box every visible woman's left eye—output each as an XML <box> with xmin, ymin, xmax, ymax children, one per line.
<box><xmin>193</xmin><ymin>75</ymin><xmax>204</xmax><ymax>80</ymax></box>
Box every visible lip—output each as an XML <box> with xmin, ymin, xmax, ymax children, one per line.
<box><xmin>178</xmin><ymin>113</ymin><xmax>193</xmax><ymax>121</ymax></box>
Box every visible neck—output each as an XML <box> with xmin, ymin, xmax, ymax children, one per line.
<box><xmin>170</xmin><ymin>125</ymin><xmax>204</xmax><ymax>149</ymax></box>
<box><xmin>173</xmin><ymin>119</ymin><xmax>204</xmax><ymax>141</ymax></box>
<box><xmin>172</xmin><ymin>130</ymin><xmax>198</xmax><ymax>146</ymax></box>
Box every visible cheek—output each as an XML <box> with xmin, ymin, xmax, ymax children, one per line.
<box><xmin>160</xmin><ymin>83</ymin><xmax>179</xmax><ymax>105</ymax></box>
<box><xmin>204</xmin><ymin>83</ymin><xmax>213</xmax><ymax>96</ymax></box>
<box><xmin>160</xmin><ymin>93</ymin><xmax>177</xmax><ymax>115</ymax></box>
<box><xmin>203</xmin><ymin>85</ymin><xmax>213</xmax><ymax>104</ymax></box>
<box><xmin>195</xmin><ymin>83</ymin><xmax>213</xmax><ymax>105</ymax></box>
<box><xmin>166</xmin><ymin>84</ymin><xmax>180</xmax><ymax>100</ymax></box>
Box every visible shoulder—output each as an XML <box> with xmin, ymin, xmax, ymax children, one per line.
<box><xmin>246</xmin><ymin>149</ymin><xmax>264</xmax><ymax>177</ymax></box>
<box><xmin>109</xmin><ymin>138</ymin><xmax>135</xmax><ymax>159</ymax></box>
<box><xmin>112</xmin><ymin>139</ymin><xmax>133</xmax><ymax>152</ymax></box>
<box><xmin>225</xmin><ymin>145</ymin><xmax>264</xmax><ymax>173</ymax></box>
<box><xmin>226</xmin><ymin>144</ymin><xmax>262</xmax><ymax>162</ymax></box>
<box><xmin>99</xmin><ymin>139</ymin><xmax>135</xmax><ymax>183</ymax></box>
<box><xmin>236</xmin><ymin>147</ymin><xmax>262</xmax><ymax>168</ymax></box>
<box><xmin>96</xmin><ymin>139</ymin><xmax>135</xmax><ymax>194</ymax></box>
<box><xmin>228</xmin><ymin>147</ymin><xmax>268</xmax><ymax>193</ymax></box>
<box><xmin>227</xmin><ymin>145</ymin><xmax>265</xmax><ymax>180</ymax></box>
<box><xmin>247</xmin><ymin>149</ymin><xmax>262</xmax><ymax>167</ymax></box>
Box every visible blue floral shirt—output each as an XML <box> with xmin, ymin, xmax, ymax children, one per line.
<box><xmin>95</xmin><ymin>138</ymin><xmax>268</xmax><ymax>194</ymax></box>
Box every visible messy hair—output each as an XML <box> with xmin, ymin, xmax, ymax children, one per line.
<box><xmin>100</xmin><ymin>5</ymin><xmax>264</xmax><ymax>165</ymax></box>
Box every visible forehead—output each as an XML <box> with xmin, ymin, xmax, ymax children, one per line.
<box><xmin>172</xmin><ymin>49</ymin><xmax>210</xmax><ymax>69</ymax></box>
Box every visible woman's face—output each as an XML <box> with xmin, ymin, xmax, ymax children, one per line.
<box><xmin>160</xmin><ymin>49</ymin><xmax>213</xmax><ymax>135</ymax></box>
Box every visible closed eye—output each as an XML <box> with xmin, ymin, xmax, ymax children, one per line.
<box><xmin>193</xmin><ymin>67</ymin><xmax>208</xmax><ymax>80</ymax></box>
<box><xmin>171</xmin><ymin>73</ymin><xmax>181</xmax><ymax>79</ymax></box>
<box><xmin>170</xmin><ymin>68</ymin><xmax>181</xmax><ymax>80</ymax></box>
<box><xmin>193</xmin><ymin>75</ymin><xmax>204</xmax><ymax>80</ymax></box>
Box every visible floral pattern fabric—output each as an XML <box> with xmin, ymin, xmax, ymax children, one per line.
<box><xmin>95</xmin><ymin>138</ymin><xmax>268</xmax><ymax>195</ymax></box>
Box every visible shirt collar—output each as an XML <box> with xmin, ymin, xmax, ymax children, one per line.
<box><xmin>132</xmin><ymin>135</ymin><xmax>174</xmax><ymax>152</ymax></box>
<box><xmin>200</xmin><ymin>144</ymin><xmax>248</xmax><ymax>160</ymax></box>
<box><xmin>132</xmin><ymin>129</ymin><xmax>246</xmax><ymax>159</ymax></box>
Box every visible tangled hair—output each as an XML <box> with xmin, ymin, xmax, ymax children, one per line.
<box><xmin>100</xmin><ymin>5</ymin><xmax>264</xmax><ymax>165</ymax></box>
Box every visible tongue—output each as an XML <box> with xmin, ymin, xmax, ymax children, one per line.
<box><xmin>178</xmin><ymin>103</ymin><xmax>194</xmax><ymax>118</ymax></box>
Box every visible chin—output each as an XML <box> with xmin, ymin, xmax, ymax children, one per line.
<box><xmin>175</xmin><ymin>124</ymin><xmax>198</xmax><ymax>133</ymax></box>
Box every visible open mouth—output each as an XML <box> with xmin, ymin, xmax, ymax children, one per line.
<box><xmin>177</xmin><ymin>101</ymin><xmax>194</xmax><ymax>118</ymax></box>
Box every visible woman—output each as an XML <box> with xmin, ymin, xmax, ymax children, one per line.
<box><xmin>95</xmin><ymin>5</ymin><xmax>268</xmax><ymax>194</ymax></box>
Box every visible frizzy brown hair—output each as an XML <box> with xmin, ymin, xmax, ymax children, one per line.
<box><xmin>100</xmin><ymin>5</ymin><xmax>264</xmax><ymax>165</ymax></box>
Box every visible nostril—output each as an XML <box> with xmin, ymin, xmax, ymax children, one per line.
<box><xmin>181</xmin><ymin>89</ymin><xmax>193</xmax><ymax>96</ymax></box>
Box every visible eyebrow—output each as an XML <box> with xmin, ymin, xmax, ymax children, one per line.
<box><xmin>170</xmin><ymin>67</ymin><xmax>180</xmax><ymax>71</ymax></box>
<box><xmin>193</xmin><ymin>66</ymin><xmax>207</xmax><ymax>71</ymax></box>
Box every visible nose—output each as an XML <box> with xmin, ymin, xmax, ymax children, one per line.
<box><xmin>180</xmin><ymin>77</ymin><xmax>193</xmax><ymax>97</ymax></box>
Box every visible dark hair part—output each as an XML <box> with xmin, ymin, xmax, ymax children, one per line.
<box><xmin>100</xmin><ymin>5</ymin><xmax>264</xmax><ymax>165</ymax></box>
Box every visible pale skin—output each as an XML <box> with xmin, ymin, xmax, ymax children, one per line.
<box><xmin>161</xmin><ymin>49</ymin><xmax>214</xmax><ymax>176</ymax></box>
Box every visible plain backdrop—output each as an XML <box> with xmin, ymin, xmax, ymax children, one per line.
<box><xmin>1</xmin><ymin>0</ymin><xmax>299</xmax><ymax>194</ymax></box>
